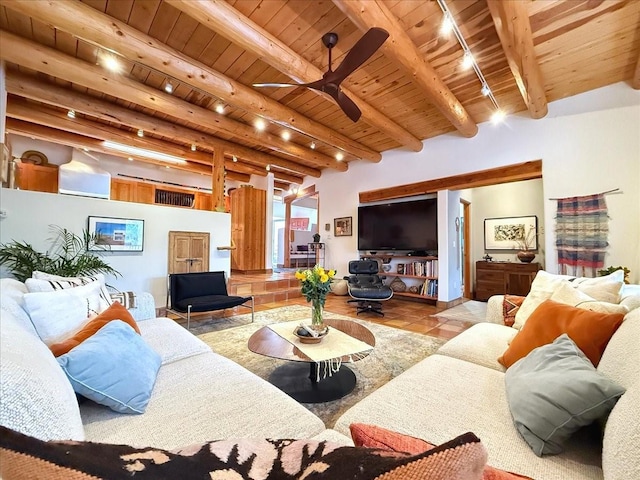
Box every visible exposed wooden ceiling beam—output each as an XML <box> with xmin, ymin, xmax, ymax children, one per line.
<box><xmin>632</xmin><ymin>52</ymin><xmax>640</xmax><ymax>90</ymax></box>
<box><xmin>5</xmin><ymin>72</ymin><xmax>321</xmax><ymax>178</ymax></box>
<box><xmin>332</xmin><ymin>0</ymin><xmax>478</xmax><ymax>138</ymax></box>
<box><xmin>6</xmin><ymin>97</ymin><xmax>267</xmax><ymax>178</ymax></box>
<box><xmin>5</xmin><ymin>118</ymin><xmax>251</xmax><ymax>182</ymax></box>
<box><xmin>487</xmin><ymin>0</ymin><xmax>548</xmax><ymax>119</ymax></box>
<box><xmin>359</xmin><ymin>160</ymin><xmax>543</xmax><ymax>203</ymax></box>
<box><xmin>166</xmin><ymin>0</ymin><xmax>423</xmax><ymax>153</ymax></box>
<box><xmin>4</xmin><ymin>0</ymin><xmax>380</xmax><ymax>162</ymax></box>
<box><xmin>274</xmin><ymin>181</ymin><xmax>290</xmax><ymax>191</ymax></box>
<box><xmin>0</xmin><ymin>31</ymin><xmax>346</xmax><ymax>173</ymax></box>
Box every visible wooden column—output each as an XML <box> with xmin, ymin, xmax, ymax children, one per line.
<box><xmin>212</xmin><ymin>144</ymin><xmax>225</xmax><ymax>212</ymax></box>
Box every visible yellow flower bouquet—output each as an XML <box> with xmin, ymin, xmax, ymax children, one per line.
<box><xmin>295</xmin><ymin>264</ymin><xmax>336</xmax><ymax>327</ymax></box>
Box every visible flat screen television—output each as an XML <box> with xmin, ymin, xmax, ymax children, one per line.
<box><xmin>358</xmin><ymin>198</ymin><xmax>438</xmax><ymax>252</ymax></box>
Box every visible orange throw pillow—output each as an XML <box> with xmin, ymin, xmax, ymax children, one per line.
<box><xmin>349</xmin><ymin>423</ymin><xmax>531</xmax><ymax>480</ymax></box>
<box><xmin>49</xmin><ymin>302</ymin><xmax>140</xmax><ymax>357</ymax></box>
<box><xmin>498</xmin><ymin>299</ymin><xmax>624</xmax><ymax>368</ymax></box>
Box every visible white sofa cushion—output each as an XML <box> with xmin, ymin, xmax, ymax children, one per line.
<box><xmin>334</xmin><ymin>354</ymin><xmax>603</xmax><ymax>480</ymax></box>
<box><xmin>138</xmin><ymin>317</ymin><xmax>211</xmax><ymax>365</ymax></box>
<box><xmin>550</xmin><ymin>281</ymin><xmax>629</xmax><ymax>315</ymax></box>
<box><xmin>23</xmin><ymin>281</ymin><xmax>106</xmax><ymax>345</ymax></box>
<box><xmin>80</xmin><ymin>351</ymin><xmax>325</xmax><ymax>449</ymax></box>
<box><xmin>514</xmin><ymin>270</ymin><xmax>624</xmax><ymax>329</ymax></box>
<box><xmin>0</xmin><ymin>310</ymin><xmax>85</xmax><ymax>441</ymax></box>
<box><xmin>29</xmin><ymin>271</ymin><xmax>112</xmax><ymax>308</ymax></box>
<box><xmin>436</xmin><ymin>323</ymin><xmax>516</xmax><ymax>372</ymax></box>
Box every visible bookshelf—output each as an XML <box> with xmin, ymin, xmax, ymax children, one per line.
<box><xmin>360</xmin><ymin>254</ymin><xmax>438</xmax><ymax>301</ymax></box>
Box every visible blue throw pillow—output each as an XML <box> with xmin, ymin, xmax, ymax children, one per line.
<box><xmin>57</xmin><ymin>320</ymin><xmax>161</xmax><ymax>414</ymax></box>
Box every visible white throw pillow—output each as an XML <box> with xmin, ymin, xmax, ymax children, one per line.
<box><xmin>23</xmin><ymin>281</ymin><xmax>107</xmax><ymax>345</ymax></box>
<box><xmin>550</xmin><ymin>281</ymin><xmax>629</xmax><ymax>315</ymax></box>
<box><xmin>514</xmin><ymin>270</ymin><xmax>625</xmax><ymax>329</ymax></box>
<box><xmin>29</xmin><ymin>272</ymin><xmax>112</xmax><ymax>307</ymax></box>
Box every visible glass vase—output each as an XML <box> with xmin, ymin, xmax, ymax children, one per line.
<box><xmin>311</xmin><ymin>298</ymin><xmax>325</xmax><ymax>332</ymax></box>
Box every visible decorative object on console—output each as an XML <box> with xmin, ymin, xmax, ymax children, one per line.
<box><xmin>295</xmin><ymin>264</ymin><xmax>336</xmax><ymax>329</ymax></box>
<box><xmin>313</xmin><ymin>233</ymin><xmax>321</xmax><ymax>243</ymax></box>
<box><xmin>516</xmin><ymin>251</ymin><xmax>536</xmax><ymax>263</ymax></box>
<box><xmin>0</xmin><ymin>225</ymin><xmax>120</xmax><ymax>283</ymax></box>
<box><xmin>484</xmin><ymin>216</ymin><xmax>538</xmax><ymax>251</ymax></box>
<box><xmin>334</xmin><ymin>216</ymin><xmax>352</xmax><ymax>236</ymax></box>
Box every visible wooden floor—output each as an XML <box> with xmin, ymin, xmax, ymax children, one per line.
<box><xmin>223</xmin><ymin>271</ymin><xmax>475</xmax><ymax>342</ymax></box>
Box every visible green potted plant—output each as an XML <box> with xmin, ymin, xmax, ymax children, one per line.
<box><xmin>0</xmin><ymin>225</ymin><xmax>120</xmax><ymax>283</ymax></box>
<box><xmin>598</xmin><ymin>266</ymin><xmax>630</xmax><ymax>284</ymax></box>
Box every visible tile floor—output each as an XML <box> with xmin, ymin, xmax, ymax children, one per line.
<box><xmin>221</xmin><ymin>271</ymin><xmax>477</xmax><ymax>342</ymax></box>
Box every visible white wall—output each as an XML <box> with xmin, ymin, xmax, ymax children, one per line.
<box><xmin>0</xmin><ymin>188</ymin><xmax>231</xmax><ymax>307</ymax></box>
<box><xmin>311</xmin><ymin>83</ymin><xmax>640</xmax><ymax>286</ymax></box>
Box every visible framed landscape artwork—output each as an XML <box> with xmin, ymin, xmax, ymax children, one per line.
<box><xmin>88</xmin><ymin>216</ymin><xmax>144</xmax><ymax>252</ymax></box>
<box><xmin>334</xmin><ymin>216</ymin><xmax>352</xmax><ymax>237</ymax></box>
<box><xmin>484</xmin><ymin>215</ymin><xmax>538</xmax><ymax>251</ymax></box>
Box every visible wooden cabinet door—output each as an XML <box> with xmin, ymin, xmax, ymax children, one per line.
<box><xmin>110</xmin><ymin>178</ymin><xmax>136</xmax><ymax>201</ymax></box>
<box><xmin>135</xmin><ymin>183</ymin><xmax>155</xmax><ymax>204</ymax></box>
<box><xmin>195</xmin><ymin>192</ymin><xmax>212</xmax><ymax>211</ymax></box>
<box><xmin>15</xmin><ymin>163</ymin><xmax>58</xmax><ymax>193</ymax></box>
<box><xmin>168</xmin><ymin>231</ymin><xmax>210</xmax><ymax>274</ymax></box>
<box><xmin>505</xmin><ymin>264</ymin><xmax>540</xmax><ymax>296</ymax></box>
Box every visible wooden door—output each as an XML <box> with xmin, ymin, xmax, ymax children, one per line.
<box><xmin>168</xmin><ymin>231</ymin><xmax>210</xmax><ymax>274</ymax></box>
<box><xmin>230</xmin><ymin>186</ymin><xmax>266</xmax><ymax>272</ymax></box>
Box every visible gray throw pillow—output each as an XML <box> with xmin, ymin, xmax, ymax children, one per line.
<box><xmin>505</xmin><ymin>333</ymin><xmax>625</xmax><ymax>456</ymax></box>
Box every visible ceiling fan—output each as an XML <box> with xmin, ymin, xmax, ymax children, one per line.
<box><xmin>253</xmin><ymin>28</ymin><xmax>389</xmax><ymax>122</ymax></box>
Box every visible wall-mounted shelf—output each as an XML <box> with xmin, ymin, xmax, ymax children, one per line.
<box><xmin>361</xmin><ymin>253</ymin><xmax>438</xmax><ymax>302</ymax></box>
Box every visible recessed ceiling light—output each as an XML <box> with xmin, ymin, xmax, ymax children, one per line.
<box><xmin>191</xmin><ymin>144</ymin><xmax>196</xmax><ymax>151</ymax></box>
<box><xmin>137</xmin><ymin>129</ymin><xmax>144</xmax><ymax>137</ymax></box>
<box><xmin>310</xmin><ymin>142</ymin><xmax>316</xmax><ymax>150</ymax></box>
<box><xmin>281</xmin><ymin>131</ymin><xmax>291</xmax><ymax>141</ymax></box>
<box><xmin>215</xmin><ymin>104</ymin><xmax>225</xmax><ymax>114</ymax></box>
<box><xmin>164</xmin><ymin>81</ymin><xmax>174</xmax><ymax>94</ymax></box>
<box><xmin>67</xmin><ymin>109</ymin><xmax>76</xmax><ymax>119</ymax></box>
<box><xmin>255</xmin><ymin>119</ymin><xmax>266</xmax><ymax>131</ymax></box>
<box><xmin>128</xmin><ymin>157</ymin><xmax>133</xmax><ymax>161</ymax></box>
<box><xmin>335</xmin><ymin>152</ymin><xmax>344</xmax><ymax>161</ymax></box>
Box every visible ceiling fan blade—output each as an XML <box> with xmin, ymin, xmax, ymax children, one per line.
<box><xmin>336</xmin><ymin>90</ymin><xmax>362</xmax><ymax>122</ymax></box>
<box><xmin>329</xmin><ymin>28</ymin><xmax>389</xmax><ymax>84</ymax></box>
<box><xmin>252</xmin><ymin>82</ymin><xmax>300</xmax><ymax>88</ymax></box>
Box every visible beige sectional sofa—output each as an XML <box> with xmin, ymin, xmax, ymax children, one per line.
<box><xmin>332</xmin><ymin>282</ymin><xmax>640</xmax><ymax>480</ymax></box>
<box><xmin>0</xmin><ymin>278</ymin><xmax>329</xmax><ymax>450</ymax></box>
<box><xmin>2</xmin><ymin>274</ymin><xmax>638</xmax><ymax>479</ymax></box>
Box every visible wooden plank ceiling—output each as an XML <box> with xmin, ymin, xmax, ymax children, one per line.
<box><xmin>0</xmin><ymin>0</ymin><xmax>638</xmax><ymax>190</ymax></box>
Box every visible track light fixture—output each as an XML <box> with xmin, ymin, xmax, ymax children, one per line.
<box><xmin>310</xmin><ymin>142</ymin><xmax>316</xmax><ymax>150</ymax></box>
<box><xmin>191</xmin><ymin>144</ymin><xmax>196</xmax><ymax>151</ymax></box>
<box><xmin>164</xmin><ymin>81</ymin><xmax>174</xmax><ymax>94</ymax></box>
<box><xmin>265</xmin><ymin>164</ymin><xmax>271</xmax><ymax>171</ymax></box>
<box><xmin>137</xmin><ymin>129</ymin><xmax>144</xmax><ymax>137</ymax></box>
<box><xmin>215</xmin><ymin>104</ymin><xmax>225</xmax><ymax>114</ymax></box>
<box><xmin>436</xmin><ymin>0</ymin><xmax>504</xmax><ymax>122</ymax></box>
<box><xmin>232</xmin><ymin>155</ymin><xmax>238</xmax><ymax>162</ymax></box>
<box><xmin>335</xmin><ymin>152</ymin><xmax>344</xmax><ymax>161</ymax></box>
<box><xmin>67</xmin><ymin>109</ymin><xmax>76</xmax><ymax>119</ymax></box>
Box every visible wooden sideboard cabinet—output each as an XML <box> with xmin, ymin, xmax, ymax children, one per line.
<box><xmin>475</xmin><ymin>261</ymin><xmax>541</xmax><ymax>301</ymax></box>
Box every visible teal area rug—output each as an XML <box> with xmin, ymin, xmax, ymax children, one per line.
<box><xmin>195</xmin><ymin>305</ymin><xmax>446</xmax><ymax>427</ymax></box>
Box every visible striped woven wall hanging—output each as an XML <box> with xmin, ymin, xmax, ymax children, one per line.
<box><xmin>555</xmin><ymin>193</ymin><xmax>609</xmax><ymax>277</ymax></box>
